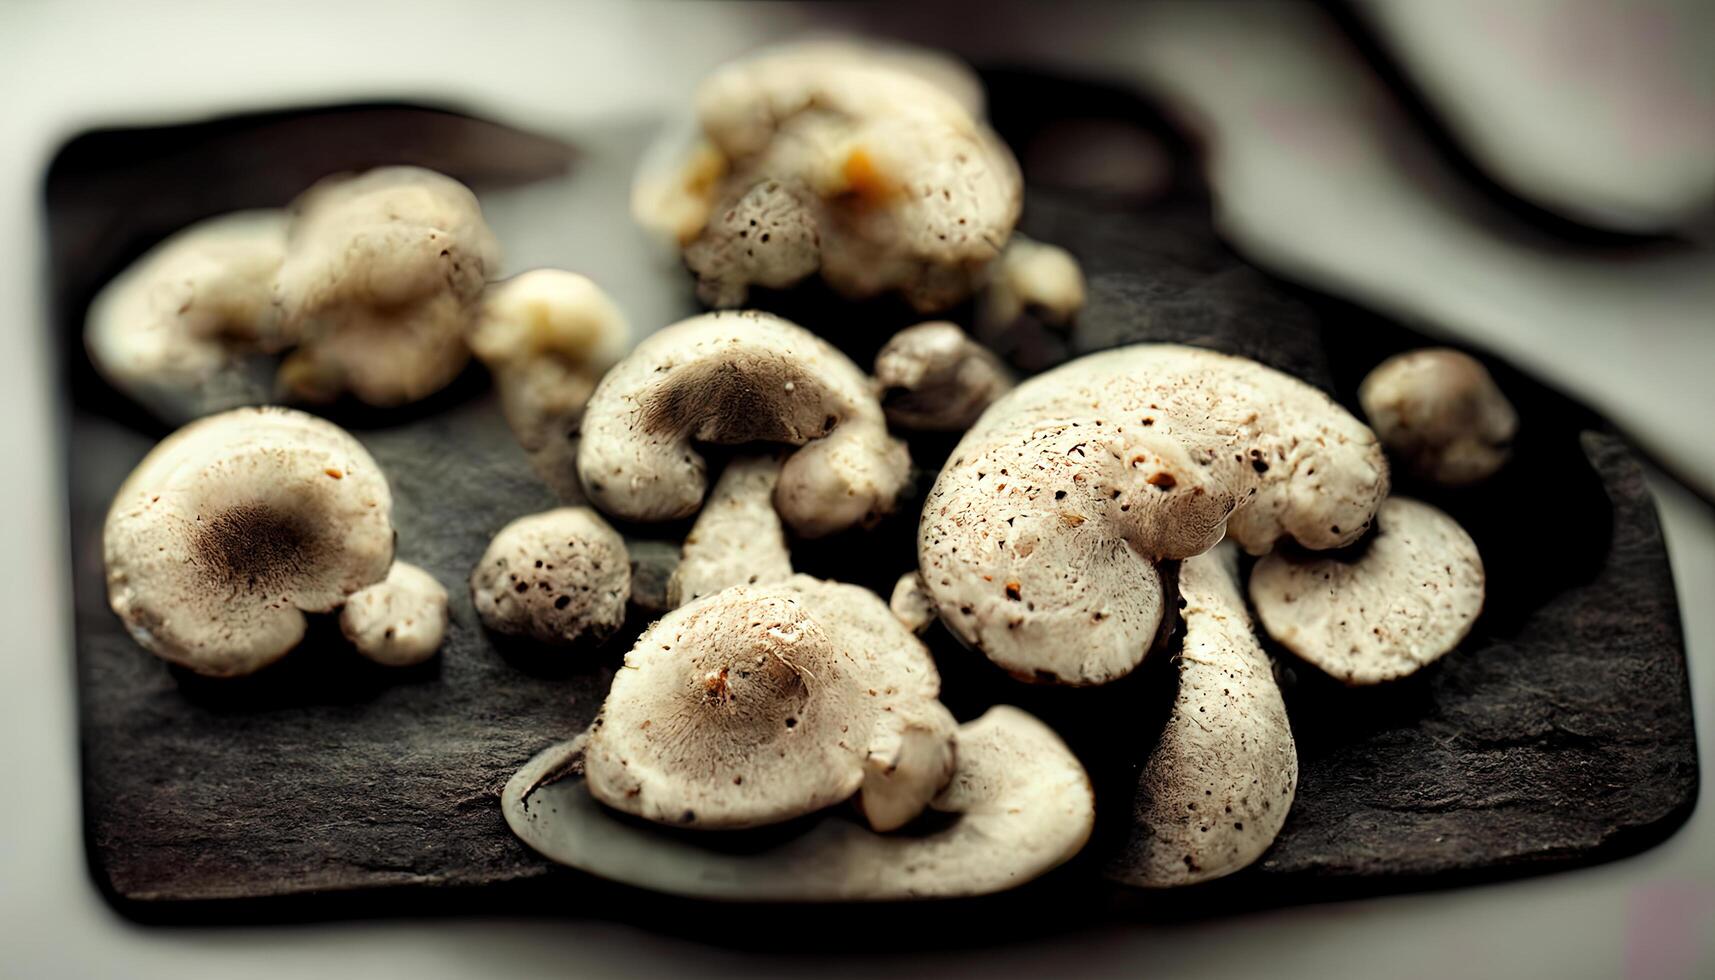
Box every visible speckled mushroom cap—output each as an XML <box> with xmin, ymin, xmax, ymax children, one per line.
<box><xmin>666</xmin><ymin>455</ymin><xmax>795</xmax><ymax>608</ymax></box>
<box><xmin>85</xmin><ymin>210</ymin><xmax>292</xmax><ymax>422</ymax></box>
<box><xmin>339</xmin><ymin>561</ymin><xmax>449</xmax><ymax>667</ymax></box>
<box><xmin>584</xmin><ymin>576</ymin><xmax>954</xmax><ymax>832</ymax></box>
<box><xmin>272</xmin><ymin>166</ymin><xmax>501</xmax><ymax>406</ymax></box>
<box><xmin>1110</xmin><ymin>544</ymin><xmax>1297</xmax><ymax>888</ymax></box>
<box><xmin>1250</xmin><ymin>496</ymin><xmax>1485</xmax><ymax>685</ymax></box>
<box><xmin>103</xmin><ymin>407</ymin><xmax>395</xmax><ymax>677</ymax></box>
<box><xmin>918</xmin><ymin>344</ymin><xmax>1388</xmax><ymax>685</ymax></box>
<box><xmin>576</xmin><ymin>311</ymin><xmax>910</xmax><ymax>538</ymax></box>
<box><xmin>1358</xmin><ymin>348</ymin><xmax>1519</xmax><ymax>487</ymax></box>
<box><xmin>874</xmin><ymin>321</ymin><xmax>1015</xmax><ymax>432</ymax></box>
<box><xmin>470</xmin><ymin>507</ymin><xmax>630</xmax><ymax>648</ymax></box>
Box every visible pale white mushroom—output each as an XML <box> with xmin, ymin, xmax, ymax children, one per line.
<box><xmin>504</xmin><ymin>704</ymin><xmax>1092</xmax><ymax>901</ymax></box>
<box><xmin>1250</xmin><ymin>496</ymin><xmax>1484</xmax><ymax>685</ymax></box>
<box><xmin>85</xmin><ymin>210</ymin><xmax>292</xmax><ymax>421</ymax></box>
<box><xmin>888</xmin><ymin>571</ymin><xmax>936</xmax><ymax>635</ymax></box>
<box><xmin>665</xmin><ymin>455</ymin><xmax>794</xmax><ymax>608</ymax></box>
<box><xmin>1111</xmin><ymin>544</ymin><xmax>1296</xmax><ymax>887</ymax></box>
<box><xmin>873</xmin><ymin>321</ymin><xmax>1014</xmax><ymax>431</ymax></box>
<box><xmin>273</xmin><ymin>166</ymin><xmax>500</xmax><ymax>406</ymax></box>
<box><xmin>470</xmin><ymin>507</ymin><xmax>630</xmax><ymax>647</ymax></box>
<box><xmin>919</xmin><ymin>344</ymin><xmax>1388</xmax><ymax>685</ymax></box>
<box><xmin>576</xmin><ymin>311</ymin><xmax>910</xmax><ymax>538</ymax></box>
<box><xmin>1359</xmin><ymin>348</ymin><xmax>1519</xmax><ymax>487</ymax></box>
<box><xmin>975</xmin><ymin>234</ymin><xmax>1087</xmax><ymax>337</ymax></box>
<box><xmin>103</xmin><ymin>407</ymin><xmax>394</xmax><ymax>677</ymax></box>
<box><xmin>338</xmin><ymin>562</ymin><xmax>449</xmax><ymax>667</ymax></box>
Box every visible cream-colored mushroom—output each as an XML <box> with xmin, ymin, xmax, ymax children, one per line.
<box><xmin>1250</xmin><ymin>496</ymin><xmax>1484</xmax><ymax>685</ymax></box>
<box><xmin>888</xmin><ymin>571</ymin><xmax>936</xmax><ymax>635</ymax></box>
<box><xmin>103</xmin><ymin>407</ymin><xmax>395</xmax><ymax>677</ymax></box>
<box><xmin>976</xmin><ymin>234</ymin><xmax>1087</xmax><ymax>337</ymax></box>
<box><xmin>576</xmin><ymin>311</ymin><xmax>910</xmax><ymax>538</ymax></box>
<box><xmin>919</xmin><ymin>344</ymin><xmax>1388</xmax><ymax>685</ymax></box>
<box><xmin>873</xmin><ymin>321</ymin><xmax>1014</xmax><ymax>431</ymax></box>
<box><xmin>665</xmin><ymin>455</ymin><xmax>794</xmax><ymax>608</ymax></box>
<box><xmin>339</xmin><ymin>561</ymin><xmax>449</xmax><ymax>667</ymax></box>
<box><xmin>1359</xmin><ymin>348</ymin><xmax>1518</xmax><ymax>487</ymax></box>
<box><xmin>470</xmin><ymin>507</ymin><xmax>630</xmax><ymax>647</ymax></box>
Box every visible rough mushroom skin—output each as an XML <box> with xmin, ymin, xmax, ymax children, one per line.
<box><xmin>503</xmin><ymin>705</ymin><xmax>1092</xmax><ymax>901</ymax></box>
<box><xmin>1114</xmin><ymin>544</ymin><xmax>1297</xmax><ymax>888</ymax></box>
<box><xmin>1250</xmin><ymin>496</ymin><xmax>1485</xmax><ymax>685</ymax></box>
<box><xmin>576</xmin><ymin>311</ymin><xmax>910</xmax><ymax>538</ymax></box>
<box><xmin>1359</xmin><ymin>348</ymin><xmax>1519</xmax><ymax>487</ymax></box>
<box><xmin>339</xmin><ymin>561</ymin><xmax>449</xmax><ymax>667</ymax></box>
<box><xmin>873</xmin><ymin>321</ymin><xmax>1015</xmax><ymax>431</ymax></box>
<box><xmin>888</xmin><ymin>571</ymin><xmax>936</xmax><ymax>635</ymax></box>
<box><xmin>273</xmin><ymin>166</ymin><xmax>501</xmax><ymax>406</ymax></box>
<box><xmin>470</xmin><ymin>508</ymin><xmax>631</xmax><ymax>647</ymax></box>
<box><xmin>103</xmin><ymin>407</ymin><xmax>395</xmax><ymax>677</ymax></box>
<box><xmin>666</xmin><ymin>455</ymin><xmax>795</xmax><ymax>608</ymax></box>
<box><xmin>584</xmin><ymin>577</ymin><xmax>953</xmax><ymax>832</ymax></box>
<box><xmin>919</xmin><ymin>344</ymin><xmax>1387</xmax><ymax>686</ymax></box>
<box><xmin>976</xmin><ymin>234</ymin><xmax>1087</xmax><ymax>336</ymax></box>
<box><xmin>85</xmin><ymin>210</ymin><xmax>292</xmax><ymax>422</ymax></box>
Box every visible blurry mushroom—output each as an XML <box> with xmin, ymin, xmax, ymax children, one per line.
<box><xmin>919</xmin><ymin>344</ymin><xmax>1387</xmax><ymax>685</ymax></box>
<box><xmin>975</xmin><ymin>234</ymin><xmax>1087</xmax><ymax>338</ymax></box>
<box><xmin>1249</xmin><ymin>496</ymin><xmax>1484</xmax><ymax>685</ymax></box>
<box><xmin>273</xmin><ymin>166</ymin><xmax>500</xmax><ymax>406</ymax></box>
<box><xmin>665</xmin><ymin>455</ymin><xmax>794</xmax><ymax>608</ymax></box>
<box><xmin>339</xmin><ymin>561</ymin><xmax>449</xmax><ymax>667</ymax></box>
<box><xmin>873</xmin><ymin>321</ymin><xmax>1014</xmax><ymax>431</ymax></box>
<box><xmin>623</xmin><ymin>538</ymin><xmax>681</xmax><ymax>616</ymax></box>
<box><xmin>888</xmin><ymin>571</ymin><xmax>936</xmax><ymax>635</ymax></box>
<box><xmin>576</xmin><ymin>311</ymin><xmax>910</xmax><ymax>538</ymax></box>
<box><xmin>103</xmin><ymin>407</ymin><xmax>394</xmax><ymax>677</ymax></box>
<box><xmin>1110</xmin><ymin>544</ymin><xmax>1296</xmax><ymax>887</ymax></box>
<box><xmin>84</xmin><ymin>211</ymin><xmax>292</xmax><ymax>422</ymax></box>
<box><xmin>470</xmin><ymin>507</ymin><xmax>630</xmax><ymax>648</ymax></box>
<box><xmin>1359</xmin><ymin>348</ymin><xmax>1518</xmax><ymax>487</ymax></box>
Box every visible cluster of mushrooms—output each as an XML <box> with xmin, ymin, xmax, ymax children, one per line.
<box><xmin>95</xmin><ymin>40</ymin><xmax>1518</xmax><ymax>901</ymax></box>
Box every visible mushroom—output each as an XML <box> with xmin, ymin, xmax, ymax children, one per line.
<box><xmin>583</xmin><ymin>577</ymin><xmax>956</xmax><ymax>832</ymax></box>
<box><xmin>1249</xmin><ymin>496</ymin><xmax>1484</xmax><ymax>685</ymax></box>
<box><xmin>84</xmin><ymin>210</ymin><xmax>292</xmax><ymax>422</ymax></box>
<box><xmin>975</xmin><ymin>233</ymin><xmax>1087</xmax><ymax>337</ymax></box>
<box><xmin>665</xmin><ymin>455</ymin><xmax>794</xmax><ymax>608</ymax></box>
<box><xmin>623</xmin><ymin>538</ymin><xmax>681</xmax><ymax>615</ymax></box>
<box><xmin>634</xmin><ymin>40</ymin><xmax>1022</xmax><ymax>312</ymax></box>
<box><xmin>919</xmin><ymin>344</ymin><xmax>1388</xmax><ymax>685</ymax></box>
<box><xmin>103</xmin><ymin>407</ymin><xmax>394</xmax><ymax>677</ymax></box>
<box><xmin>1359</xmin><ymin>348</ymin><xmax>1519</xmax><ymax>487</ymax></box>
<box><xmin>873</xmin><ymin>321</ymin><xmax>1014</xmax><ymax>431</ymax></box>
<box><xmin>272</xmin><ymin>166</ymin><xmax>501</xmax><ymax>406</ymax></box>
<box><xmin>339</xmin><ymin>561</ymin><xmax>449</xmax><ymax>667</ymax></box>
<box><xmin>576</xmin><ymin>311</ymin><xmax>910</xmax><ymax>538</ymax></box>
<box><xmin>1110</xmin><ymin>544</ymin><xmax>1297</xmax><ymax>887</ymax></box>
<box><xmin>888</xmin><ymin>571</ymin><xmax>936</xmax><ymax>635</ymax></box>
<box><xmin>504</xmin><ymin>704</ymin><xmax>1093</xmax><ymax>901</ymax></box>
<box><xmin>470</xmin><ymin>507</ymin><xmax>630</xmax><ymax>647</ymax></box>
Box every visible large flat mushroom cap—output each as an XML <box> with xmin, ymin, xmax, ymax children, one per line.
<box><xmin>503</xmin><ymin>705</ymin><xmax>1092</xmax><ymax>902</ymax></box>
<box><xmin>1249</xmin><ymin>496</ymin><xmax>1484</xmax><ymax>685</ymax></box>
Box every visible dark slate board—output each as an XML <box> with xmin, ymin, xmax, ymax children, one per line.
<box><xmin>54</xmin><ymin>77</ymin><xmax>1696</xmax><ymax>932</ymax></box>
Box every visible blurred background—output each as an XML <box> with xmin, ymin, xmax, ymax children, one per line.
<box><xmin>2</xmin><ymin>1</ymin><xmax>1712</xmax><ymax>976</ymax></box>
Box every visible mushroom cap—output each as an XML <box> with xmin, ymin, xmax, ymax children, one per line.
<box><xmin>977</xmin><ymin>234</ymin><xmax>1087</xmax><ymax>334</ymax></box>
<box><xmin>103</xmin><ymin>407</ymin><xmax>395</xmax><ymax>677</ymax></box>
<box><xmin>666</xmin><ymin>455</ymin><xmax>795</xmax><ymax>608</ymax></box>
<box><xmin>1359</xmin><ymin>348</ymin><xmax>1519</xmax><ymax>487</ymax></box>
<box><xmin>919</xmin><ymin>344</ymin><xmax>1388</xmax><ymax>685</ymax></box>
<box><xmin>1110</xmin><ymin>544</ymin><xmax>1297</xmax><ymax>887</ymax></box>
<box><xmin>470</xmin><ymin>507</ymin><xmax>631</xmax><ymax>647</ymax></box>
<box><xmin>503</xmin><ymin>705</ymin><xmax>1093</xmax><ymax>901</ymax></box>
<box><xmin>85</xmin><ymin>210</ymin><xmax>291</xmax><ymax>422</ymax></box>
<box><xmin>339</xmin><ymin>561</ymin><xmax>449</xmax><ymax>667</ymax></box>
<box><xmin>888</xmin><ymin>571</ymin><xmax>936</xmax><ymax>635</ymax></box>
<box><xmin>1249</xmin><ymin>496</ymin><xmax>1484</xmax><ymax>685</ymax></box>
<box><xmin>584</xmin><ymin>576</ymin><xmax>948</xmax><ymax>831</ymax></box>
<box><xmin>874</xmin><ymin>321</ymin><xmax>1015</xmax><ymax>432</ymax></box>
<box><xmin>576</xmin><ymin>311</ymin><xmax>910</xmax><ymax>538</ymax></box>
<box><xmin>273</xmin><ymin>166</ymin><xmax>500</xmax><ymax>406</ymax></box>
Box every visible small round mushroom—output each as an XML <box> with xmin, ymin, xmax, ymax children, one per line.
<box><xmin>503</xmin><ymin>704</ymin><xmax>1092</xmax><ymax>901</ymax></box>
<box><xmin>976</xmin><ymin>234</ymin><xmax>1087</xmax><ymax>336</ymax></box>
<box><xmin>873</xmin><ymin>321</ymin><xmax>1014</xmax><ymax>431</ymax></box>
<box><xmin>1250</xmin><ymin>496</ymin><xmax>1484</xmax><ymax>685</ymax></box>
<box><xmin>273</xmin><ymin>166</ymin><xmax>501</xmax><ymax>406</ymax></box>
<box><xmin>665</xmin><ymin>455</ymin><xmax>794</xmax><ymax>608</ymax></box>
<box><xmin>339</xmin><ymin>561</ymin><xmax>449</xmax><ymax>667</ymax></box>
<box><xmin>1359</xmin><ymin>348</ymin><xmax>1519</xmax><ymax>487</ymax></box>
<box><xmin>85</xmin><ymin>210</ymin><xmax>292</xmax><ymax>422</ymax></box>
<box><xmin>1110</xmin><ymin>544</ymin><xmax>1297</xmax><ymax>888</ymax></box>
<box><xmin>919</xmin><ymin>344</ymin><xmax>1388</xmax><ymax>685</ymax></box>
<box><xmin>470</xmin><ymin>507</ymin><xmax>630</xmax><ymax>647</ymax></box>
<box><xmin>576</xmin><ymin>311</ymin><xmax>910</xmax><ymax>538</ymax></box>
<box><xmin>103</xmin><ymin>407</ymin><xmax>395</xmax><ymax>677</ymax></box>
<box><xmin>584</xmin><ymin>577</ymin><xmax>955</xmax><ymax>832</ymax></box>
<box><xmin>888</xmin><ymin>571</ymin><xmax>936</xmax><ymax>635</ymax></box>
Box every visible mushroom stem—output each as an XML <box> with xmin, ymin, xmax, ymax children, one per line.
<box><xmin>667</xmin><ymin>455</ymin><xmax>795</xmax><ymax>608</ymax></box>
